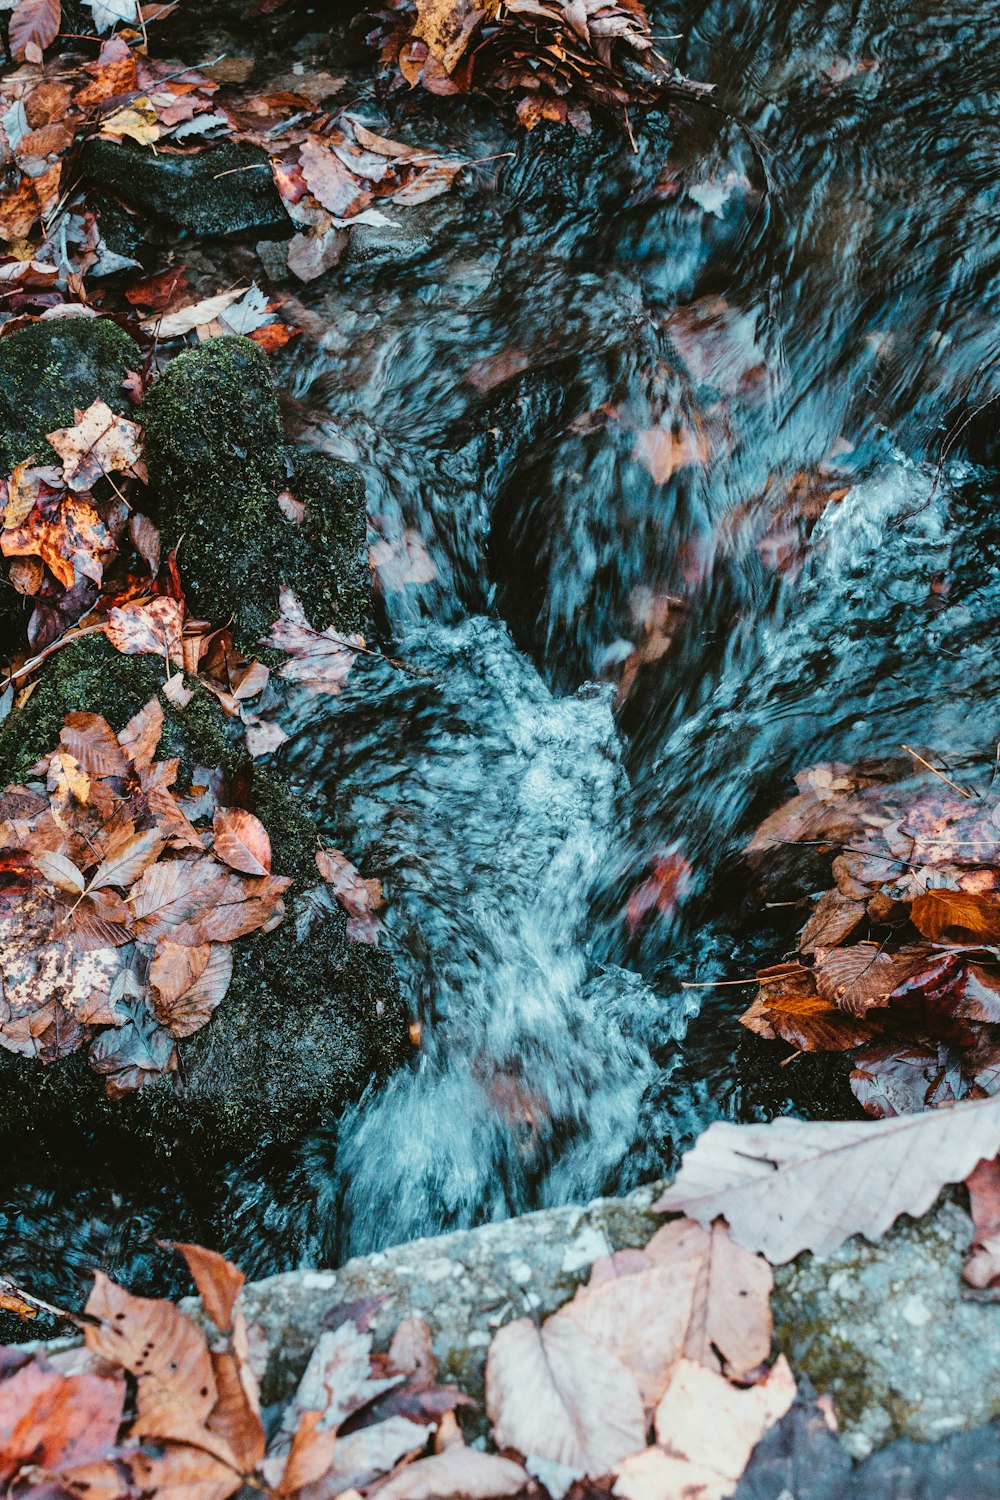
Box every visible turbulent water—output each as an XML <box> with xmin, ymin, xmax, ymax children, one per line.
<box><xmin>8</xmin><ymin>0</ymin><xmax>1000</xmax><ymax>1289</ymax></box>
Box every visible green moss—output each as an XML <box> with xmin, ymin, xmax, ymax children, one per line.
<box><xmin>0</xmin><ymin>319</ymin><xmax>141</xmax><ymax>472</ymax></box>
<box><xmin>81</xmin><ymin>139</ymin><xmax>290</xmax><ymax>238</ymax></box>
<box><xmin>140</xmin><ymin>338</ymin><xmax>370</xmax><ymax>649</ymax></box>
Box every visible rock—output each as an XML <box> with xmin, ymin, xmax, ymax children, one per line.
<box><xmin>81</xmin><ymin>140</ymin><xmax>290</xmax><ymax>239</ymax></box>
<box><xmin>0</xmin><ymin>634</ymin><xmax>410</xmax><ymax>1147</ymax></box>
<box><xmin>773</xmin><ymin>1195</ymin><xmax>1000</xmax><ymax>1458</ymax></box>
<box><xmin>219</xmin><ymin>1185</ymin><xmax>1000</xmax><ymax>1459</ymax></box>
<box><xmin>140</xmin><ymin>337</ymin><xmax>369</xmax><ymax>647</ymax></box>
<box><xmin>0</xmin><ymin>318</ymin><xmax>140</xmax><ymax>472</ymax></box>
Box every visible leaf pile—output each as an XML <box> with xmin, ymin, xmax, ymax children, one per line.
<box><xmin>0</xmin><ymin>702</ymin><xmax>289</xmax><ymax>1091</ymax></box>
<box><xmin>0</xmin><ymin>21</ymin><xmax>469</xmax><ymax>305</ymax></box>
<box><xmin>1</xmin><ymin>399</ymin><xmax>152</xmax><ymax>652</ymax></box>
<box><xmin>0</xmin><ymin>1242</ymin><xmax>513</xmax><ymax>1500</ymax></box>
<box><xmin>368</xmin><ymin>0</ymin><xmax>711</xmax><ymax>130</ymax></box>
<box><xmin>741</xmin><ymin>757</ymin><xmax>1000</xmax><ymax>1117</ymax></box>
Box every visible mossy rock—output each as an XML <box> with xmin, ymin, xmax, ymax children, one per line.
<box><xmin>81</xmin><ymin>139</ymin><xmax>291</xmax><ymax>239</ymax></box>
<box><xmin>0</xmin><ymin>635</ymin><xmax>409</xmax><ymax>1147</ymax></box>
<box><xmin>0</xmin><ymin>319</ymin><xmax>140</xmax><ymax>473</ymax></box>
<box><xmin>140</xmin><ymin>336</ymin><xmax>369</xmax><ymax>647</ymax></box>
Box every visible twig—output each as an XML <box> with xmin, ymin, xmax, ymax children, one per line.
<box><xmin>900</xmin><ymin>743</ymin><xmax>974</xmax><ymax>799</ymax></box>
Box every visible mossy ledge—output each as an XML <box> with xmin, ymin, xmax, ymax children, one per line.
<box><xmin>139</xmin><ymin>336</ymin><xmax>370</xmax><ymax>651</ymax></box>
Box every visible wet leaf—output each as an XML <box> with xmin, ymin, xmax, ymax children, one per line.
<box><xmin>963</xmin><ymin>1155</ymin><xmax>1000</xmax><ymax>1297</ymax></box>
<box><xmin>1</xmin><ymin>492</ymin><xmax>112</xmax><ymax>590</ymax></box>
<box><xmin>0</xmin><ymin>1354</ymin><xmax>125</xmax><ymax>1487</ymax></box>
<box><xmin>104</xmin><ymin>597</ymin><xmax>184</xmax><ymax>660</ymax></box>
<box><xmin>372</xmin><ymin>1445</ymin><xmax>530</xmax><ymax>1500</ymax></box>
<box><xmin>911</xmin><ymin>888</ymin><xmax>1000</xmax><ymax>944</ymax></box>
<box><xmin>263</xmin><ymin>586</ymin><xmax>364</xmax><ymax>695</ymax></box>
<box><xmin>813</xmin><ymin>942</ymin><xmax>936</xmax><ymax>1017</ymax></box>
<box><xmin>9</xmin><ymin>0</ymin><xmax>61</xmax><ymax>64</ymax></box>
<box><xmin>31</xmin><ymin>848</ymin><xmax>85</xmax><ymax>894</ymax></box>
<box><xmin>799</xmin><ymin>888</ymin><xmax>866</xmax><ymax>954</ymax></box>
<box><xmin>90</xmin><ymin>828</ymin><xmax>166</xmax><ymax>891</ymax></box>
<box><xmin>315</xmin><ymin>845</ymin><xmax>383</xmax><ymax>943</ymax></box>
<box><xmin>741</xmin><ymin>965</ymin><xmax>877</xmax><ymax>1053</ymax></box>
<box><xmin>654</xmin><ymin>1091</ymin><xmax>1000</xmax><ymax>1262</ymax></box>
<box><xmin>149</xmin><ymin>940</ymin><xmax>233</xmax><ymax>1037</ymax></box>
<box><xmin>88</xmin><ymin>999</ymin><xmax>176</xmax><ymax>1096</ymax></box>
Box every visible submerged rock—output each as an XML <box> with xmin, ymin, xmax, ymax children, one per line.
<box><xmin>81</xmin><ymin>140</ymin><xmax>290</xmax><ymax>239</ymax></box>
<box><xmin>0</xmin><ymin>634</ymin><xmax>410</xmax><ymax>1146</ymax></box>
<box><xmin>0</xmin><ymin>318</ymin><xmax>140</xmax><ymax>472</ymax></box>
<box><xmin>140</xmin><ymin>336</ymin><xmax>368</xmax><ymax>646</ymax></box>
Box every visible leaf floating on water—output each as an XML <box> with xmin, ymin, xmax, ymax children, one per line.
<box><xmin>315</xmin><ymin>845</ymin><xmax>384</xmax><ymax>943</ymax></box>
<box><xmin>654</xmin><ymin>1093</ymin><xmax>1000</xmax><ymax>1262</ymax></box>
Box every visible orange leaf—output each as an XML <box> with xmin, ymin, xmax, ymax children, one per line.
<box><xmin>212</xmin><ymin>807</ymin><xmax>272</xmax><ymax>876</ymax></box>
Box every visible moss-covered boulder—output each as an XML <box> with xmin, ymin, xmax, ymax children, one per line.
<box><xmin>0</xmin><ymin>318</ymin><xmax>141</xmax><ymax>472</ymax></box>
<box><xmin>81</xmin><ymin>140</ymin><xmax>291</xmax><ymax>239</ymax></box>
<box><xmin>0</xmin><ymin>635</ymin><xmax>410</xmax><ymax>1147</ymax></box>
<box><xmin>140</xmin><ymin>336</ymin><xmax>369</xmax><ymax>646</ymax></box>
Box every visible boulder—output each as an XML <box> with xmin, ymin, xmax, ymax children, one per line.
<box><xmin>81</xmin><ymin>140</ymin><xmax>290</xmax><ymax>239</ymax></box>
<box><xmin>0</xmin><ymin>318</ymin><xmax>140</xmax><ymax>473</ymax></box>
<box><xmin>140</xmin><ymin>336</ymin><xmax>369</xmax><ymax>647</ymax></box>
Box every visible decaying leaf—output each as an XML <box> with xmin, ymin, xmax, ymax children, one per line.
<box><xmin>263</xmin><ymin>586</ymin><xmax>365</xmax><ymax>695</ymax></box>
<box><xmin>315</xmin><ymin>845</ymin><xmax>384</xmax><ymax>943</ymax></box>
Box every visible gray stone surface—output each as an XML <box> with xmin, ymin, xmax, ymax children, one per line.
<box><xmin>231</xmin><ymin>1186</ymin><xmax>1000</xmax><ymax>1457</ymax></box>
<box><xmin>773</xmin><ymin>1195</ymin><xmax>1000</xmax><ymax>1458</ymax></box>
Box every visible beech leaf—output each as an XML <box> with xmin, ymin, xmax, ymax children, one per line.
<box><xmin>653</xmin><ymin>1093</ymin><xmax>1000</xmax><ymax>1262</ymax></box>
<box><xmin>212</xmin><ymin>807</ymin><xmax>272</xmax><ymax>876</ymax></box>
<box><xmin>9</xmin><ymin>0</ymin><xmax>61</xmax><ymax>64</ymax></box>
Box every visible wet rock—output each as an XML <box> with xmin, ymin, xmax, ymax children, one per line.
<box><xmin>81</xmin><ymin>140</ymin><xmax>290</xmax><ymax>239</ymax></box>
<box><xmin>0</xmin><ymin>634</ymin><xmax>410</xmax><ymax>1147</ymax></box>
<box><xmin>773</xmin><ymin>1195</ymin><xmax>1000</xmax><ymax>1458</ymax></box>
<box><xmin>0</xmin><ymin>318</ymin><xmax>140</xmax><ymax>472</ymax></box>
<box><xmin>140</xmin><ymin>336</ymin><xmax>368</xmax><ymax>646</ymax></box>
<box><xmin>217</xmin><ymin>1184</ymin><xmax>1000</xmax><ymax>1459</ymax></box>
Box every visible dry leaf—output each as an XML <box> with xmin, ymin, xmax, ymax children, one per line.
<box><xmin>654</xmin><ymin>1093</ymin><xmax>1000</xmax><ymax>1262</ymax></box>
<box><xmin>212</xmin><ymin>807</ymin><xmax>272</xmax><ymax>876</ymax></box>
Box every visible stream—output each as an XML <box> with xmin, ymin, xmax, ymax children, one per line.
<box><xmin>7</xmin><ymin>0</ymin><xmax>1000</xmax><ymax>1293</ymax></box>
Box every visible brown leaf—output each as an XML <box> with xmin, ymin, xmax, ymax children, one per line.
<box><xmin>126</xmin><ymin>1445</ymin><xmax>242</xmax><ymax>1500</ymax></box>
<box><xmin>263</xmin><ymin>586</ymin><xmax>364</xmax><ymax>695</ymax></box>
<box><xmin>813</xmin><ymin>942</ymin><xmax>935</xmax><ymax>1017</ymax></box>
<box><xmin>369</xmin><ymin>1446</ymin><xmax>529</xmax><ymax>1500</ymax></box>
<box><xmin>388</xmin><ymin>1316</ymin><xmax>437</xmax><ymax>1381</ymax></box>
<box><xmin>963</xmin><ymin>1155</ymin><xmax>1000</xmax><ymax>1296</ymax></box>
<box><xmin>799</xmin><ymin>888</ymin><xmax>866</xmax><ymax>954</ymax></box>
<box><xmin>299</xmin><ymin>138</ymin><xmax>373</xmax><ymax>218</ymax></box>
<box><xmin>616</xmin><ymin>1355</ymin><xmax>796</xmax><ymax>1500</ymax></box>
<box><xmin>9</xmin><ymin>0</ymin><xmax>61</xmax><ymax>64</ymax></box>
<box><xmin>212</xmin><ymin>807</ymin><xmax>272</xmax><ymax>876</ymax></box>
<box><xmin>90</xmin><ymin>828</ymin><xmax>166</xmax><ymax>892</ymax></box>
<box><xmin>911</xmin><ymin>888</ymin><xmax>1000</xmax><ymax>944</ymax></box>
<box><xmin>171</xmin><ymin>1242</ymin><xmax>244</xmax><ymax>1335</ymax></box>
<box><xmin>849</xmin><ymin>1039</ymin><xmax>972</xmax><ymax>1118</ymax></box>
<box><xmin>485</xmin><ymin>1314</ymin><xmax>646</xmax><ymax>1491</ymax></box>
<box><xmin>84</xmin><ymin>1271</ymin><xmax>234</xmax><ymax>1461</ymax></box>
<box><xmin>31</xmin><ymin>848</ymin><xmax>85</xmax><ymax>894</ymax></box>
<box><xmin>104</xmin><ymin>597</ymin><xmax>184</xmax><ymax>660</ymax></box>
<box><xmin>59</xmin><ymin>713</ymin><xmax>128</xmax><ymax>779</ymax></box>
<box><xmin>1</xmin><ymin>493</ymin><xmax>112</xmax><ymax>590</ymax></box>
<box><xmin>0</xmin><ymin>1354</ymin><xmax>124</xmax><ymax>1487</ymax></box>
<box><xmin>277</xmin><ymin>1410</ymin><xmax>340</xmax><ymax>1495</ymax></box>
<box><xmin>741</xmin><ymin>965</ymin><xmax>877</xmax><ymax>1053</ymax></box>
<box><xmin>118</xmin><ymin>697</ymin><xmax>164</xmax><ymax>770</ymax></box>
<box><xmin>653</xmin><ymin>1092</ymin><xmax>1000</xmax><ymax>1262</ymax></box>
<box><xmin>643</xmin><ymin>1217</ymin><xmax>773</xmax><ymax>1380</ymax></box>
<box><xmin>553</xmin><ymin>1259</ymin><xmax>698</xmax><ymax>1408</ymax></box>
<box><xmin>149</xmin><ymin>940</ymin><xmax>233</xmax><ymax>1037</ymax></box>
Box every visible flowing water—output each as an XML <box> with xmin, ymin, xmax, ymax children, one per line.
<box><xmin>8</xmin><ymin>0</ymin><xmax>1000</xmax><ymax>1293</ymax></box>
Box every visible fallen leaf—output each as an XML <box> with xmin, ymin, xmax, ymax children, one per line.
<box><xmin>315</xmin><ymin>845</ymin><xmax>383</xmax><ymax>943</ymax></box>
<box><xmin>633</xmin><ymin>424</ymin><xmax>708</xmax><ymax>485</ymax></box>
<box><xmin>46</xmin><ymin>401</ymin><xmax>146</xmax><ymax>492</ymax></box>
<box><xmin>141</xmin><ymin>289</ymin><xmax>246</xmax><ymax>339</ymax></box>
<box><xmin>485</xmin><ymin>1314</ymin><xmax>646</xmax><ymax>1496</ymax></box>
<box><xmin>372</xmin><ymin>1446</ymin><xmax>530</xmax><ymax>1500</ymax></box>
<box><xmin>212</xmin><ymin>807</ymin><xmax>271</xmax><ymax>876</ymax></box>
<box><xmin>654</xmin><ymin>1092</ymin><xmax>1000</xmax><ymax>1262</ymax></box>
<box><xmin>0</xmin><ymin>1354</ymin><xmax>125</xmax><ymax>1487</ymax></box>
<box><xmin>9</xmin><ymin>0</ymin><xmax>61</xmax><ymax>64</ymax></box>
<box><xmin>963</xmin><ymin>1155</ymin><xmax>1000</xmax><ymax>1297</ymax></box>
<box><xmin>263</xmin><ymin>586</ymin><xmax>364</xmax><ymax>695</ymax></box>
<box><xmin>911</xmin><ymin>888</ymin><xmax>1000</xmax><ymax>944</ymax></box>
<box><xmin>149</xmin><ymin>940</ymin><xmax>233</xmax><ymax>1037</ymax></box>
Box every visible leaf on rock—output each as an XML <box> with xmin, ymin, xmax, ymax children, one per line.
<box><xmin>1</xmin><ymin>492</ymin><xmax>112</xmax><ymax>590</ymax></box>
<box><xmin>58</xmin><ymin>712</ymin><xmax>128</xmax><ymax>779</ymax></box>
<box><xmin>798</xmin><ymin>888</ymin><xmax>866</xmax><ymax>954</ymax></box>
<box><xmin>911</xmin><ymin>888</ymin><xmax>1000</xmax><ymax>945</ymax></box>
<box><xmin>643</xmin><ymin>1217</ymin><xmax>773</xmax><ymax>1380</ymax></box>
<box><xmin>212</xmin><ymin>807</ymin><xmax>272</xmax><ymax>876</ymax></box>
<box><xmin>485</xmin><ymin>1314</ymin><xmax>646</xmax><ymax>1496</ymax></box>
<box><xmin>9</xmin><ymin>0</ymin><xmax>61</xmax><ymax>64</ymax></box>
<box><xmin>813</xmin><ymin>942</ymin><xmax>935</xmax><ymax>1017</ymax></box>
<box><xmin>653</xmin><ymin>1092</ymin><xmax>1000</xmax><ymax>1262</ymax></box>
<box><xmin>118</xmin><ymin>697</ymin><xmax>164</xmax><ymax>770</ymax></box>
<box><xmin>141</xmin><ymin>289</ymin><xmax>246</xmax><ymax>339</ymax></box>
<box><xmin>149</xmin><ymin>940</ymin><xmax>233</xmax><ymax>1037</ymax></box>
<box><xmin>88</xmin><ymin>999</ymin><xmax>176</xmax><ymax>1096</ymax></box>
<box><xmin>104</xmin><ymin>597</ymin><xmax>184</xmax><ymax>660</ymax></box>
<box><xmin>740</xmin><ymin>965</ymin><xmax>877</xmax><ymax>1054</ymax></box>
<box><xmin>84</xmin><ymin>1270</ymin><xmax>231</xmax><ymax>1458</ymax></box>
<box><xmin>46</xmin><ymin>401</ymin><xmax>146</xmax><ymax>492</ymax></box>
